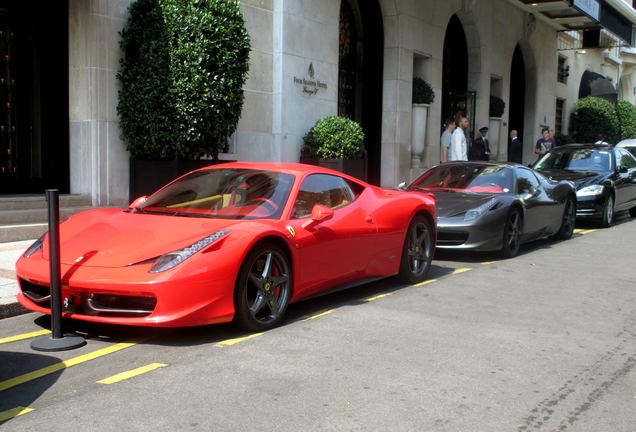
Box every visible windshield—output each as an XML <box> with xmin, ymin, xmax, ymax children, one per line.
<box><xmin>409</xmin><ymin>164</ymin><xmax>513</xmax><ymax>194</ymax></box>
<box><xmin>535</xmin><ymin>148</ymin><xmax>611</xmax><ymax>173</ymax></box>
<box><xmin>138</xmin><ymin>169</ymin><xmax>294</xmax><ymax>219</ymax></box>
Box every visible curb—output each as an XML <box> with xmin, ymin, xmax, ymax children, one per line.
<box><xmin>0</xmin><ymin>301</ymin><xmax>29</xmax><ymax>320</ymax></box>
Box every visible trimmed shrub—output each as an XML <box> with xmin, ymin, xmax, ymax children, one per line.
<box><xmin>302</xmin><ymin>116</ymin><xmax>365</xmax><ymax>159</ymax></box>
<box><xmin>489</xmin><ymin>96</ymin><xmax>505</xmax><ymax>117</ymax></box>
<box><xmin>570</xmin><ymin>97</ymin><xmax>619</xmax><ymax>143</ymax></box>
<box><xmin>117</xmin><ymin>0</ymin><xmax>251</xmax><ymax>159</ymax></box>
<box><xmin>617</xmin><ymin>100</ymin><xmax>636</xmax><ymax>141</ymax></box>
<box><xmin>412</xmin><ymin>77</ymin><xmax>435</xmax><ymax>105</ymax></box>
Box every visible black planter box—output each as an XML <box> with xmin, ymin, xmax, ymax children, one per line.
<box><xmin>299</xmin><ymin>157</ymin><xmax>367</xmax><ymax>181</ymax></box>
<box><xmin>129</xmin><ymin>158</ymin><xmax>228</xmax><ymax>200</ymax></box>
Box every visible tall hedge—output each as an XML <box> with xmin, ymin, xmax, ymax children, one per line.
<box><xmin>617</xmin><ymin>100</ymin><xmax>636</xmax><ymax>141</ymax></box>
<box><xmin>570</xmin><ymin>97</ymin><xmax>620</xmax><ymax>143</ymax></box>
<box><xmin>117</xmin><ymin>0</ymin><xmax>251</xmax><ymax>159</ymax></box>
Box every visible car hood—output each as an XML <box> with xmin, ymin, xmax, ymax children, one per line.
<box><xmin>424</xmin><ymin>191</ymin><xmax>500</xmax><ymax>217</ymax></box>
<box><xmin>537</xmin><ymin>169</ymin><xmax>606</xmax><ymax>189</ymax></box>
<box><xmin>42</xmin><ymin>208</ymin><xmax>249</xmax><ymax>268</ymax></box>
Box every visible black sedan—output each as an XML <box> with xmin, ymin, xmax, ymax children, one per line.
<box><xmin>533</xmin><ymin>144</ymin><xmax>636</xmax><ymax>227</ymax></box>
<box><xmin>407</xmin><ymin>162</ymin><xmax>576</xmax><ymax>258</ymax></box>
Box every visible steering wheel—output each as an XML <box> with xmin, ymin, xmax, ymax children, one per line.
<box><xmin>247</xmin><ymin>197</ymin><xmax>278</xmax><ymax>213</ymax></box>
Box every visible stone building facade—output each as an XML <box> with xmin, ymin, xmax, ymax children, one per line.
<box><xmin>2</xmin><ymin>0</ymin><xmax>635</xmax><ymax>206</ymax></box>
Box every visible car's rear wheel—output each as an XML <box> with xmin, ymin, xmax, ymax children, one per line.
<box><xmin>501</xmin><ymin>208</ymin><xmax>522</xmax><ymax>258</ymax></box>
<box><xmin>398</xmin><ymin>214</ymin><xmax>434</xmax><ymax>284</ymax></box>
<box><xmin>599</xmin><ymin>193</ymin><xmax>614</xmax><ymax>228</ymax></box>
<box><xmin>235</xmin><ymin>243</ymin><xmax>291</xmax><ymax>332</ymax></box>
<box><xmin>553</xmin><ymin>196</ymin><xmax>576</xmax><ymax>240</ymax></box>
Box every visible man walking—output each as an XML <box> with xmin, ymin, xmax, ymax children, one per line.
<box><xmin>450</xmin><ymin>115</ymin><xmax>469</xmax><ymax>161</ymax></box>
<box><xmin>534</xmin><ymin>127</ymin><xmax>553</xmax><ymax>156</ymax></box>
<box><xmin>440</xmin><ymin>118</ymin><xmax>455</xmax><ymax>162</ymax></box>
<box><xmin>509</xmin><ymin>129</ymin><xmax>522</xmax><ymax>163</ymax></box>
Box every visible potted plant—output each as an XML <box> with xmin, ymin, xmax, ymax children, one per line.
<box><xmin>411</xmin><ymin>77</ymin><xmax>434</xmax><ymax>168</ymax></box>
<box><xmin>488</xmin><ymin>96</ymin><xmax>506</xmax><ymax>160</ymax></box>
<box><xmin>300</xmin><ymin>115</ymin><xmax>367</xmax><ymax>180</ymax></box>
<box><xmin>118</xmin><ymin>0</ymin><xmax>250</xmax><ymax>199</ymax></box>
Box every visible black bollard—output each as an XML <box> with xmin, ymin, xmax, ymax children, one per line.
<box><xmin>31</xmin><ymin>190</ymin><xmax>86</xmax><ymax>352</ymax></box>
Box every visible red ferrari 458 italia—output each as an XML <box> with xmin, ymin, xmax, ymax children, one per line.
<box><xmin>16</xmin><ymin>163</ymin><xmax>436</xmax><ymax>331</ymax></box>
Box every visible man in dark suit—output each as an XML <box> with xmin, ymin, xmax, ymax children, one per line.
<box><xmin>509</xmin><ymin>129</ymin><xmax>522</xmax><ymax>163</ymax></box>
<box><xmin>470</xmin><ymin>126</ymin><xmax>491</xmax><ymax>161</ymax></box>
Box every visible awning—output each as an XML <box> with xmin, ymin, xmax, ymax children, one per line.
<box><xmin>579</xmin><ymin>70</ymin><xmax>618</xmax><ymax>102</ymax></box>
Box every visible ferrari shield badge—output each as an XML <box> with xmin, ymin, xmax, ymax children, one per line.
<box><xmin>286</xmin><ymin>225</ymin><xmax>296</xmax><ymax>238</ymax></box>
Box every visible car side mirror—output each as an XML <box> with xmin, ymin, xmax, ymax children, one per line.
<box><xmin>302</xmin><ymin>204</ymin><xmax>334</xmax><ymax>230</ymax></box>
<box><xmin>129</xmin><ymin>195</ymin><xmax>148</xmax><ymax>209</ymax></box>
<box><xmin>397</xmin><ymin>181</ymin><xmax>407</xmax><ymax>190</ymax></box>
<box><xmin>619</xmin><ymin>165</ymin><xmax>628</xmax><ymax>174</ymax></box>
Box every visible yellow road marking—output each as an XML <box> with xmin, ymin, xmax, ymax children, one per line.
<box><xmin>481</xmin><ymin>261</ymin><xmax>496</xmax><ymax>265</ymax></box>
<box><xmin>579</xmin><ymin>229</ymin><xmax>598</xmax><ymax>235</ymax></box>
<box><xmin>302</xmin><ymin>310</ymin><xmax>334</xmax><ymax>322</ymax></box>
<box><xmin>215</xmin><ymin>333</ymin><xmax>263</xmax><ymax>347</ymax></box>
<box><xmin>0</xmin><ymin>406</ymin><xmax>34</xmax><ymax>422</ymax></box>
<box><xmin>0</xmin><ymin>329</ymin><xmax>50</xmax><ymax>345</ymax></box>
<box><xmin>97</xmin><ymin>363</ymin><xmax>167</xmax><ymax>385</ymax></box>
<box><xmin>0</xmin><ymin>342</ymin><xmax>136</xmax><ymax>392</ymax></box>
<box><xmin>414</xmin><ymin>279</ymin><xmax>438</xmax><ymax>287</ymax></box>
<box><xmin>452</xmin><ymin>267</ymin><xmax>472</xmax><ymax>275</ymax></box>
<box><xmin>366</xmin><ymin>293</ymin><xmax>393</xmax><ymax>302</ymax></box>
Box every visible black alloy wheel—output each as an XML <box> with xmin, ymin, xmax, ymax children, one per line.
<box><xmin>235</xmin><ymin>243</ymin><xmax>291</xmax><ymax>332</ymax></box>
<box><xmin>599</xmin><ymin>193</ymin><xmax>614</xmax><ymax>228</ymax></box>
<box><xmin>553</xmin><ymin>196</ymin><xmax>576</xmax><ymax>240</ymax></box>
<box><xmin>399</xmin><ymin>214</ymin><xmax>434</xmax><ymax>284</ymax></box>
<box><xmin>501</xmin><ymin>208</ymin><xmax>522</xmax><ymax>258</ymax></box>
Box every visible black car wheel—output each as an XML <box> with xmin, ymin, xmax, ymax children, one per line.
<box><xmin>553</xmin><ymin>196</ymin><xmax>576</xmax><ymax>240</ymax></box>
<box><xmin>599</xmin><ymin>193</ymin><xmax>614</xmax><ymax>228</ymax></box>
<box><xmin>235</xmin><ymin>243</ymin><xmax>291</xmax><ymax>332</ymax></box>
<box><xmin>399</xmin><ymin>214</ymin><xmax>434</xmax><ymax>284</ymax></box>
<box><xmin>629</xmin><ymin>206</ymin><xmax>636</xmax><ymax>218</ymax></box>
<box><xmin>501</xmin><ymin>208</ymin><xmax>522</xmax><ymax>258</ymax></box>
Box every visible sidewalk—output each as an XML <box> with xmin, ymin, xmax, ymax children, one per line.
<box><xmin>0</xmin><ymin>239</ymin><xmax>33</xmax><ymax>318</ymax></box>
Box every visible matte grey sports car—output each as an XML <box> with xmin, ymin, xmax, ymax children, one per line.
<box><xmin>407</xmin><ymin>162</ymin><xmax>577</xmax><ymax>257</ymax></box>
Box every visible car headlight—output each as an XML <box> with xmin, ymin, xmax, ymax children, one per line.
<box><xmin>576</xmin><ymin>185</ymin><xmax>604</xmax><ymax>197</ymax></box>
<box><xmin>149</xmin><ymin>230</ymin><xmax>230</xmax><ymax>273</ymax></box>
<box><xmin>23</xmin><ymin>235</ymin><xmax>45</xmax><ymax>258</ymax></box>
<box><xmin>464</xmin><ymin>198</ymin><xmax>499</xmax><ymax>221</ymax></box>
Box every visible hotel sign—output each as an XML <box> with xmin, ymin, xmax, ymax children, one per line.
<box><xmin>293</xmin><ymin>63</ymin><xmax>328</xmax><ymax>95</ymax></box>
<box><xmin>572</xmin><ymin>0</ymin><xmax>600</xmax><ymax>22</ymax></box>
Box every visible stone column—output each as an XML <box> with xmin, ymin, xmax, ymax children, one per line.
<box><xmin>69</xmin><ymin>0</ymin><xmax>132</xmax><ymax>207</ymax></box>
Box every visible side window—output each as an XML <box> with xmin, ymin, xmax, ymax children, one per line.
<box><xmin>292</xmin><ymin>174</ymin><xmax>355</xmax><ymax>219</ymax></box>
<box><xmin>516</xmin><ymin>168</ymin><xmax>540</xmax><ymax>194</ymax></box>
<box><xmin>619</xmin><ymin>149</ymin><xmax>636</xmax><ymax>169</ymax></box>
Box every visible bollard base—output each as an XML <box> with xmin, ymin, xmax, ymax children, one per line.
<box><xmin>31</xmin><ymin>334</ymin><xmax>87</xmax><ymax>352</ymax></box>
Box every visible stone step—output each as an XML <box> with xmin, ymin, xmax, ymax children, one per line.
<box><xmin>0</xmin><ymin>194</ymin><xmax>92</xmax><ymax>211</ymax></box>
<box><xmin>0</xmin><ymin>223</ymin><xmax>48</xmax><ymax>243</ymax></box>
<box><xmin>0</xmin><ymin>206</ymin><xmax>95</xmax><ymax>225</ymax></box>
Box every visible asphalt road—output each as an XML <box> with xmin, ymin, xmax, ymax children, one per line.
<box><xmin>1</xmin><ymin>216</ymin><xmax>635</xmax><ymax>431</ymax></box>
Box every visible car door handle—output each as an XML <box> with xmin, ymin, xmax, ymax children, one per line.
<box><xmin>365</xmin><ymin>215</ymin><xmax>373</xmax><ymax>223</ymax></box>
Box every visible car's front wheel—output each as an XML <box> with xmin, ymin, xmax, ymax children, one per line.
<box><xmin>398</xmin><ymin>214</ymin><xmax>434</xmax><ymax>284</ymax></box>
<box><xmin>234</xmin><ymin>243</ymin><xmax>291</xmax><ymax>332</ymax></box>
<box><xmin>599</xmin><ymin>193</ymin><xmax>614</xmax><ymax>228</ymax></box>
<box><xmin>629</xmin><ymin>205</ymin><xmax>636</xmax><ymax>218</ymax></box>
<box><xmin>501</xmin><ymin>208</ymin><xmax>522</xmax><ymax>258</ymax></box>
<box><xmin>553</xmin><ymin>196</ymin><xmax>576</xmax><ymax>240</ymax></box>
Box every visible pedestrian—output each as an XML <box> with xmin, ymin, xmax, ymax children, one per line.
<box><xmin>534</xmin><ymin>127</ymin><xmax>553</xmax><ymax>156</ymax></box>
<box><xmin>440</xmin><ymin>118</ymin><xmax>455</xmax><ymax>162</ymax></box>
<box><xmin>450</xmin><ymin>115</ymin><xmax>469</xmax><ymax>161</ymax></box>
<box><xmin>470</xmin><ymin>126</ymin><xmax>491</xmax><ymax>161</ymax></box>
<box><xmin>549</xmin><ymin>128</ymin><xmax>558</xmax><ymax>148</ymax></box>
<box><xmin>509</xmin><ymin>129</ymin><xmax>522</xmax><ymax>163</ymax></box>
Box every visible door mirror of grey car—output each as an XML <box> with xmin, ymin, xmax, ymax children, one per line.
<box><xmin>397</xmin><ymin>181</ymin><xmax>407</xmax><ymax>190</ymax></box>
<box><xmin>619</xmin><ymin>165</ymin><xmax>628</xmax><ymax>174</ymax></box>
<box><xmin>129</xmin><ymin>195</ymin><xmax>148</xmax><ymax>209</ymax></box>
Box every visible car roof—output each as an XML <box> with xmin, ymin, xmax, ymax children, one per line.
<box><xmin>434</xmin><ymin>161</ymin><xmax>523</xmax><ymax>169</ymax></box>
<box><xmin>617</xmin><ymin>139</ymin><xmax>636</xmax><ymax>147</ymax></box>
<box><xmin>553</xmin><ymin>143</ymin><xmax>612</xmax><ymax>150</ymax></box>
<box><xmin>191</xmin><ymin>161</ymin><xmax>369</xmax><ymax>183</ymax></box>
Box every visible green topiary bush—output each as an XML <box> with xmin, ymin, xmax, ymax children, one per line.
<box><xmin>617</xmin><ymin>100</ymin><xmax>636</xmax><ymax>141</ymax></box>
<box><xmin>412</xmin><ymin>77</ymin><xmax>435</xmax><ymax>105</ymax></box>
<box><xmin>302</xmin><ymin>116</ymin><xmax>365</xmax><ymax>159</ymax></box>
<box><xmin>117</xmin><ymin>0</ymin><xmax>251</xmax><ymax>160</ymax></box>
<box><xmin>570</xmin><ymin>96</ymin><xmax>620</xmax><ymax>143</ymax></box>
<box><xmin>489</xmin><ymin>96</ymin><xmax>505</xmax><ymax>117</ymax></box>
